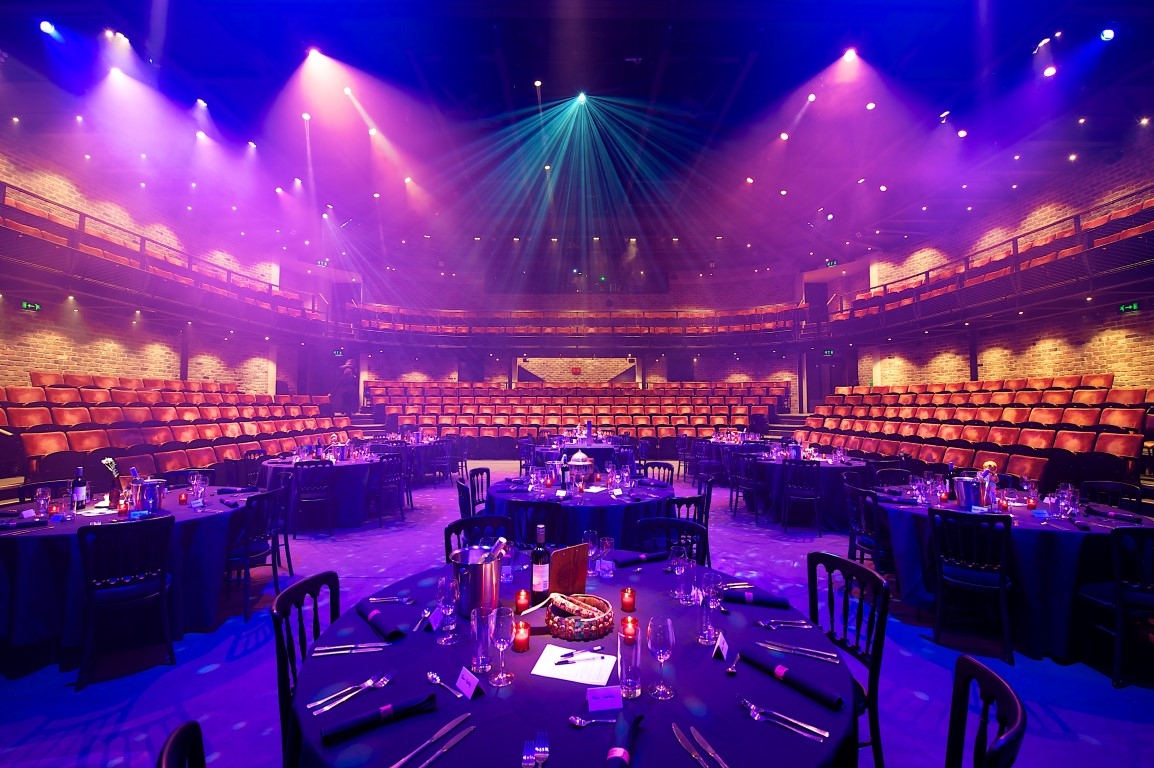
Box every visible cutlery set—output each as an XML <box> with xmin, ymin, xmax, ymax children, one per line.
<box><xmin>756</xmin><ymin>640</ymin><xmax>841</xmax><ymax>664</ymax></box>
<box><xmin>672</xmin><ymin>723</ymin><xmax>732</xmax><ymax>768</ymax></box>
<box><xmin>312</xmin><ymin>642</ymin><xmax>393</xmax><ymax>657</ymax></box>
<box><xmin>309</xmin><ymin>674</ymin><xmax>393</xmax><ymax>715</ymax></box>
<box><xmin>739</xmin><ymin>696</ymin><xmax>830</xmax><ymax>742</ymax></box>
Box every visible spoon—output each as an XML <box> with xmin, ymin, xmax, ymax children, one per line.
<box><xmin>427</xmin><ymin>671</ymin><xmax>464</xmax><ymax>698</ymax></box>
<box><xmin>568</xmin><ymin>716</ymin><xmax>616</xmax><ymax>727</ymax></box>
<box><xmin>413</xmin><ymin>608</ymin><xmax>433</xmax><ymax>632</ymax></box>
<box><xmin>726</xmin><ymin>653</ymin><xmax>741</xmax><ymax>676</ymax></box>
<box><xmin>369</xmin><ymin>596</ymin><xmax>417</xmax><ymax>605</ymax></box>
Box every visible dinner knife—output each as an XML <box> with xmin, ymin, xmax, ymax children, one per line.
<box><xmin>671</xmin><ymin>723</ymin><xmax>711</xmax><ymax>768</ymax></box>
<box><xmin>387</xmin><ymin>713</ymin><xmax>472</xmax><ymax>768</ymax></box>
<box><xmin>412</xmin><ymin>725</ymin><xmax>475</xmax><ymax>768</ymax></box>
<box><xmin>690</xmin><ymin>727</ymin><xmax>731</xmax><ymax>768</ymax></box>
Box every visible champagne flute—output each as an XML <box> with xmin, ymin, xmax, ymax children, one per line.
<box><xmin>647</xmin><ymin>616</ymin><xmax>675</xmax><ymax>700</ymax></box>
<box><xmin>698</xmin><ymin>572</ymin><xmax>723</xmax><ymax>645</ymax></box>
<box><xmin>668</xmin><ymin>545</ymin><xmax>688</xmax><ymax>599</ymax></box>
<box><xmin>489</xmin><ymin>607</ymin><xmax>515</xmax><ymax>687</ymax></box>
<box><xmin>582</xmin><ymin>530</ymin><xmax>600</xmax><ymax>576</ymax></box>
<box><xmin>436</xmin><ymin>576</ymin><xmax>459</xmax><ymax>646</ymax></box>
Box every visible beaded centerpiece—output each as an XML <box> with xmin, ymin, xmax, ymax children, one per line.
<box><xmin>544</xmin><ymin>593</ymin><xmax>614</xmax><ymax>641</ymax></box>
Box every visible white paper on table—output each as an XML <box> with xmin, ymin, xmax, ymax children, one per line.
<box><xmin>76</xmin><ymin>508</ymin><xmax>117</xmax><ymax>517</ymax></box>
<box><xmin>530</xmin><ymin>643</ymin><xmax>617</xmax><ymax>686</ymax></box>
<box><xmin>584</xmin><ymin>486</ymin><xmax>607</xmax><ymax>494</ymax></box>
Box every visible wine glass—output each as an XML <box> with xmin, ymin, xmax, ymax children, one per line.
<box><xmin>698</xmin><ymin>572</ymin><xmax>723</xmax><ymax>645</ymax></box>
<box><xmin>669</xmin><ymin>545</ymin><xmax>688</xmax><ymax>599</ymax></box>
<box><xmin>647</xmin><ymin>616</ymin><xmax>675</xmax><ymax>700</ymax></box>
<box><xmin>489</xmin><ymin>607</ymin><xmax>515</xmax><ymax>687</ymax></box>
<box><xmin>436</xmin><ymin>576</ymin><xmax>459</xmax><ymax>646</ymax></box>
<box><xmin>583</xmin><ymin>530</ymin><xmax>600</xmax><ymax>576</ymax></box>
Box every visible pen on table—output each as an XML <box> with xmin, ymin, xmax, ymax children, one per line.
<box><xmin>558</xmin><ymin>645</ymin><xmax>603</xmax><ymax>659</ymax></box>
<box><xmin>555</xmin><ymin>656</ymin><xmax>602</xmax><ymax>665</ymax></box>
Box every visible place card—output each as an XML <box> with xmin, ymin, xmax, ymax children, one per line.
<box><xmin>712</xmin><ymin>631</ymin><xmax>729</xmax><ymax>661</ymax></box>
<box><xmin>456</xmin><ymin>667</ymin><xmax>482</xmax><ymax>699</ymax></box>
<box><xmin>587</xmin><ymin>686</ymin><xmax>624</xmax><ymax>711</ymax></box>
<box><xmin>429</xmin><ymin>606</ymin><xmax>444</xmax><ymax>631</ymax></box>
<box><xmin>610</xmin><ymin>489</ymin><xmax>623</xmax><ymax>497</ymax></box>
<box><xmin>556</xmin><ymin>490</ymin><xmax>567</xmax><ymax>499</ymax></box>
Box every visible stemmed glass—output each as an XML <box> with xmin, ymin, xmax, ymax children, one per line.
<box><xmin>489</xmin><ymin>607</ymin><xmax>515</xmax><ymax>687</ymax></box>
<box><xmin>583</xmin><ymin>530</ymin><xmax>600</xmax><ymax>576</ymax></box>
<box><xmin>647</xmin><ymin>616</ymin><xmax>675</xmax><ymax>700</ymax></box>
<box><xmin>669</xmin><ymin>545</ymin><xmax>688</xmax><ymax>600</ymax></box>
<box><xmin>436</xmin><ymin>576</ymin><xmax>459</xmax><ymax>646</ymax></box>
<box><xmin>698</xmin><ymin>572</ymin><xmax>723</xmax><ymax>645</ymax></box>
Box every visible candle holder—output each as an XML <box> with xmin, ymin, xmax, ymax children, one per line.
<box><xmin>515</xmin><ymin>589</ymin><xmax>530</xmax><ymax>613</ymax></box>
<box><xmin>513</xmin><ymin>620</ymin><xmax>530</xmax><ymax>653</ymax></box>
<box><xmin>178</xmin><ymin>492</ymin><xmax>189</xmax><ymax>505</ymax></box>
<box><xmin>617</xmin><ymin>625</ymin><xmax>642</xmax><ymax>699</ymax></box>
<box><xmin>620</xmin><ymin>587</ymin><xmax>636</xmax><ymax>612</ymax></box>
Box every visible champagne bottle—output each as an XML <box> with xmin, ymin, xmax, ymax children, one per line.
<box><xmin>72</xmin><ymin>467</ymin><xmax>87</xmax><ymax>511</ymax></box>
<box><xmin>530</xmin><ymin>525</ymin><xmax>551</xmax><ymax>604</ymax></box>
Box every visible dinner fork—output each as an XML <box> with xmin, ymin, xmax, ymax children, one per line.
<box><xmin>312</xmin><ymin>673</ymin><xmax>392</xmax><ymax>715</ymax></box>
<box><xmin>522</xmin><ymin>740</ymin><xmax>536</xmax><ymax>768</ymax></box>
<box><xmin>534</xmin><ymin>730</ymin><xmax>549</xmax><ymax>766</ymax></box>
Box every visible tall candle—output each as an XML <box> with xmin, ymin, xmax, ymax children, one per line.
<box><xmin>513</xmin><ymin>621</ymin><xmax>531</xmax><ymax>652</ymax></box>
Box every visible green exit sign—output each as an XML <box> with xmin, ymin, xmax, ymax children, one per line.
<box><xmin>20</xmin><ymin>301</ymin><xmax>41</xmax><ymax>311</ymax></box>
<box><xmin>823</xmin><ymin>349</ymin><xmax>836</xmax><ymax>357</ymax></box>
<box><xmin>332</xmin><ymin>349</ymin><xmax>344</xmax><ymax>357</ymax></box>
<box><xmin>1119</xmin><ymin>301</ymin><xmax>1140</xmax><ymax>313</ymax></box>
<box><xmin>825</xmin><ymin>259</ymin><xmax>839</xmax><ymax>267</ymax></box>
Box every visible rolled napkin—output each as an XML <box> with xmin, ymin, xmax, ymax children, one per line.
<box><xmin>1073</xmin><ymin>520</ymin><xmax>1092</xmax><ymax>532</ymax></box>
<box><xmin>611</xmin><ymin>551</ymin><xmax>670</xmax><ymax>567</ymax></box>
<box><xmin>738</xmin><ymin>646</ymin><xmax>844</xmax><ymax>710</ymax></box>
<box><xmin>636</xmin><ymin>478</ymin><xmax>667</xmax><ymax>488</ymax></box>
<box><xmin>221</xmin><ymin>500</ymin><xmax>241</xmax><ymax>508</ymax></box>
<box><xmin>320</xmin><ymin>692</ymin><xmax>436</xmax><ymax>746</ymax></box>
<box><xmin>605</xmin><ymin>713</ymin><xmax>644</xmax><ymax>767</ymax></box>
<box><xmin>721</xmin><ymin>587</ymin><xmax>790</xmax><ymax>610</ymax></box>
<box><xmin>216</xmin><ymin>486</ymin><xmax>258</xmax><ymax>494</ymax></box>
<box><xmin>355</xmin><ymin>599</ymin><xmax>408</xmax><ymax>642</ymax></box>
<box><xmin>1084</xmin><ymin>506</ymin><xmax>1143</xmax><ymax>525</ymax></box>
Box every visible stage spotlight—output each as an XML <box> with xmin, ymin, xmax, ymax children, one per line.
<box><xmin>957</xmin><ymin>129</ymin><xmax>968</xmax><ymax>138</ymax></box>
<box><xmin>534</xmin><ymin>80</ymin><xmax>542</xmax><ymax>87</ymax></box>
<box><xmin>343</xmin><ymin>87</ymin><xmax>352</xmax><ymax>95</ymax></box>
<box><xmin>301</xmin><ymin>112</ymin><xmax>311</xmax><ymax>121</ymax></box>
<box><xmin>308</xmin><ymin>47</ymin><xmax>321</xmax><ymax>58</ymax></box>
<box><xmin>195</xmin><ymin>98</ymin><xmax>207</xmax><ymax>107</ymax></box>
<box><xmin>195</xmin><ymin>130</ymin><xmax>206</xmax><ymax>139</ymax></box>
<box><xmin>577</xmin><ymin>92</ymin><xmax>587</xmax><ymax>104</ymax></box>
<box><xmin>807</xmin><ymin>93</ymin><xmax>816</xmax><ymax>102</ymax></box>
<box><xmin>1043</xmin><ymin>65</ymin><xmax>1057</xmax><ymax>77</ymax></box>
<box><xmin>404</xmin><ymin>176</ymin><xmax>412</xmax><ymax>184</ymax></box>
<box><xmin>866</xmin><ymin>101</ymin><xmax>876</xmax><ymax>110</ymax></box>
<box><xmin>248</xmin><ymin>141</ymin><xmax>257</xmax><ymax>148</ymax></box>
<box><xmin>780</xmin><ymin>132</ymin><xmax>789</xmax><ymax>141</ymax></box>
<box><xmin>39</xmin><ymin>21</ymin><xmax>55</xmax><ymax>34</ymax></box>
<box><xmin>1100</xmin><ymin>29</ymin><xmax>1114</xmax><ymax>41</ymax></box>
<box><xmin>843</xmin><ymin>48</ymin><xmax>857</xmax><ymax>62</ymax></box>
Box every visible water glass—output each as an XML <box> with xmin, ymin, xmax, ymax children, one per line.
<box><xmin>678</xmin><ymin>559</ymin><xmax>697</xmax><ymax>606</ymax></box>
<box><xmin>583</xmin><ymin>530</ymin><xmax>600</xmax><ymax>576</ymax></box>
<box><xmin>489</xmin><ymin>607</ymin><xmax>515</xmax><ymax>687</ymax></box>
<box><xmin>34</xmin><ymin>486</ymin><xmax>51</xmax><ymax>515</ymax></box>
<box><xmin>698</xmin><ymin>572</ymin><xmax>723</xmax><ymax>645</ymax></box>
<box><xmin>436</xmin><ymin>576</ymin><xmax>459</xmax><ymax>646</ymax></box>
<box><xmin>469</xmin><ymin>607</ymin><xmax>493</xmax><ymax>674</ymax></box>
<box><xmin>598</xmin><ymin>537</ymin><xmax>615</xmax><ymax>578</ymax></box>
<box><xmin>617</xmin><ymin>626</ymin><xmax>642</xmax><ymax>699</ymax></box>
<box><xmin>647</xmin><ymin>616</ymin><xmax>675</xmax><ymax>700</ymax></box>
<box><xmin>669</xmin><ymin>545</ymin><xmax>688</xmax><ymax>599</ymax></box>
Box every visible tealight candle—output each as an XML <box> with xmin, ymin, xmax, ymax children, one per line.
<box><xmin>118</xmin><ymin>499</ymin><xmax>130</xmax><ymax>517</ymax></box>
<box><xmin>620</xmin><ymin>587</ymin><xmax>636</xmax><ymax>612</ymax></box>
<box><xmin>1026</xmin><ymin>496</ymin><xmax>1037</xmax><ymax>510</ymax></box>
<box><xmin>513</xmin><ymin>621</ymin><xmax>531</xmax><ymax>652</ymax></box>
<box><xmin>621</xmin><ymin>616</ymin><xmax>639</xmax><ymax>645</ymax></box>
<box><xmin>178</xmin><ymin>492</ymin><xmax>188</xmax><ymax>505</ymax></box>
<box><xmin>939</xmin><ymin>492</ymin><xmax>949</xmax><ymax>503</ymax></box>
<box><xmin>49</xmin><ymin>503</ymin><xmax>59</xmax><ymax>515</ymax></box>
<box><xmin>515</xmin><ymin>589</ymin><xmax>530</xmax><ymax>613</ymax></box>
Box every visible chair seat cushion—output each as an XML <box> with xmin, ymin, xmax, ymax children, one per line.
<box><xmin>229</xmin><ymin>539</ymin><xmax>273</xmax><ymax>560</ymax></box>
<box><xmin>942</xmin><ymin>564</ymin><xmax>1004</xmax><ymax>588</ymax></box>
<box><xmin>94</xmin><ymin>573</ymin><xmax>171</xmax><ymax>605</ymax></box>
<box><xmin>1077</xmin><ymin>580</ymin><xmax>1154</xmax><ymax>610</ymax></box>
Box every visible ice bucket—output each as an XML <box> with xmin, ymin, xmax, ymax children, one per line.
<box><xmin>953</xmin><ymin>476</ymin><xmax>985</xmax><ymax>510</ymax></box>
<box><xmin>131</xmin><ymin>478</ymin><xmax>167</xmax><ymax>513</ymax></box>
<box><xmin>451</xmin><ymin>545</ymin><xmax>501</xmax><ymax>619</ymax></box>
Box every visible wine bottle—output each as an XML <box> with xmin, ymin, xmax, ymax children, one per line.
<box><xmin>530</xmin><ymin>524</ymin><xmax>551</xmax><ymax>604</ymax></box>
<box><xmin>72</xmin><ymin>467</ymin><xmax>87</xmax><ymax>511</ymax></box>
<box><xmin>945</xmin><ymin>461</ymin><xmax>956</xmax><ymax>501</ymax></box>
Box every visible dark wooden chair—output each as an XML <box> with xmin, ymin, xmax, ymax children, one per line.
<box><xmin>225</xmin><ymin>487</ymin><xmax>285</xmax><ymax>621</ymax></box>
<box><xmin>444</xmin><ymin>515</ymin><xmax>514</xmax><ymax>562</ymax></box>
<box><xmin>157</xmin><ymin>721</ymin><xmax>206</xmax><ymax>768</ymax></box>
<box><xmin>456</xmin><ymin>479</ymin><xmax>473</xmax><ymax>519</ymax></box>
<box><xmin>1075</xmin><ymin>526</ymin><xmax>1154</xmax><ymax>686</ymax></box>
<box><xmin>729</xmin><ymin>452</ymin><xmax>767</xmax><ymax>521</ymax></box>
<box><xmin>874</xmin><ymin>467</ymin><xmax>911</xmax><ymax>487</ymax></box>
<box><xmin>636</xmin><ymin>517</ymin><xmax>709</xmax><ymax>566</ymax></box>
<box><xmin>807</xmin><ymin>551</ymin><xmax>890</xmax><ymax>768</ymax></box>
<box><xmin>76</xmin><ymin>513</ymin><xmax>176</xmax><ymax>690</ymax></box>
<box><xmin>290</xmin><ymin>459</ymin><xmax>334</xmax><ymax>536</ymax></box>
<box><xmin>643</xmin><ymin>461</ymin><xmax>675</xmax><ymax>485</ymax></box>
<box><xmin>468</xmin><ymin>466</ymin><xmax>491</xmax><ymax>515</ymax></box>
<box><xmin>1079</xmin><ymin>480</ymin><xmax>1143</xmax><ymax>514</ymax></box>
<box><xmin>929</xmin><ymin>507</ymin><xmax>1015</xmax><ymax>664</ymax></box>
<box><xmin>364</xmin><ymin>453</ymin><xmax>404</xmax><ymax>524</ymax></box>
<box><xmin>782</xmin><ymin>459</ymin><xmax>822</xmax><ymax>535</ymax></box>
<box><xmin>271</xmin><ymin>571</ymin><xmax>340</xmax><ymax>768</ymax></box>
<box><xmin>694</xmin><ymin>475</ymin><xmax>716</xmax><ymax>530</ymax></box>
<box><xmin>242</xmin><ymin>449</ymin><xmax>267</xmax><ymax>487</ymax></box>
<box><xmin>517</xmin><ymin>439</ymin><xmax>536</xmax><ymax>476</ymax></box>
<box><xmin>945</xmin><ymin>655</ymin><xmax>1027</xmax><ymax>768</ymax></box>
<box><xmin>845</xmin><ymin>485</ymin><xmax>893</xmax><ymax>571</ymax></box>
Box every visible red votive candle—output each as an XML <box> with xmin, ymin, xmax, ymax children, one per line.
<box><xmin>118</xmin><ymin>499</ymin><xmax>130</xmax><ymax>517</ymax></box>
<box><xmin>621</xmin><ymin>617</ymin><xmax>639</xmax><ymax>645</ymax></box>
<box><xmin>515</xmin><ymin>589</ymin><xmax>530</xmax><ymax>613</ymax></box>
<box><xmin>1026</xmin><ymin>496</ymin><xmax>1037</xmax><ymax>510</ymax></box>
<box><xmin>939</xmin><ymin>492</ymin><xmax>949</xmax><ymax>503</ymax></box>
<box><xmin>620</xmin><ymin>587</ymin><xmax>636</xmax><ymax>613</ymax></box>
<box><xmin>178</xmin><ymin>492</ymin><xmax>188</xmax><ymax>505</ymax></box>
<box><xmin>49</xmin><ymin>503</ymin><xmax>59</xmax><ymax>515</ymax></box>
<box><xmin>513</xmin><ymin>621</ymin><xmax>531</xmax><ymax>652</ymax></box>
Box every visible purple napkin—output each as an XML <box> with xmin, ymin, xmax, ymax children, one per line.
<box><xmin>355</xmin><ymin>599</ymin><xmax>408</xmax><ymax>642</ymax></box>
<box><xmin>738</xmin><ymin>646</ymin><xmax>844</xmax><ymax>710</ymax></box>
<box><xmin>721</xmin><ymin>588</ymin><xmax>790</xmax><ymax>610</ymax></box>
<box><xmin>1084</xmin><ymin>506</ymin><xmax>1143</xmax><ymax>525</ymax></box>
<box><xmin>319</xmin><ymin>693</ymin><xmax>436</xmax><ymax>746</ymax></box>
<box><xmin>611</xmin><ymin>551</ymin><xmax>669</xmax><ymax>567</ymax></box>
<box><xmin>605</xmin><ymin>713</ymin><xmax>644</xmax><ymax>767</ymax></box>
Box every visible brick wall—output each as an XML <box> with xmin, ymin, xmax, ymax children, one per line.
<box><xmin>519</xmin><ymin>357</ymin><xmax>637</xmax><ymax>384</ymax></box>
<box><xmin>858</xmin><ymin>309</ymin><xmax>1154</xmax><ymax>389</ymax></box>
<box><xmin>692</xmin><ymin>350</ymin><xmax>799</xmax><ymax>412</ymax></box>
<box><xmin>0</xmin><ymin>299</ymin><xmax>273</xmax><ymax>390</ymax></box>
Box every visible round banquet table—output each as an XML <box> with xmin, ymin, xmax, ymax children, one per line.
<box><xmin>877</xmin><ymin>491</ymin><xmax>1116</xmax><ymax>660</ymax></box>
<box><xmin>0</xmin><ymin>486</ymin><xmax>256</xmax><ymax>655</ymax></box>
<box><xmin>293</xmin><ymin>559</ymin><xmax>856</xmax><ymax>768</ymax></box>
<box><xmin>259</xmin><ymin>458</ymin><xmax>374</xmax><ymax>528</ymax></box>
<box><xmin>535</xmin><ymin>443</ymin><xmax>618</xmax><ymax>471</ymax></box>
<box><xmin>754</xmin><ymin>456</ymin><xmax>868</xmax><ymax>532</ymax></box>
<box><xmin>486</xmin><ymin>479</ymin><xmax>676</xmax><ymax>549</ymax></box>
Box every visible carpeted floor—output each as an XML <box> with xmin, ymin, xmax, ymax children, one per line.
<box><xmin>1</xmin><ymin>460</ymin><xmax>1152</xmax><ymax>767</ymax></box>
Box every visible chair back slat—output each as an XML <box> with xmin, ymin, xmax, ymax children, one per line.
<box><xmin>945</xmin><ymin>655</ymin><xmax>1027</xmax><ymax>768</ymax></box>
<box><xmin>635</xmin><ymin>517</ymin><xmax>709</xmax><ymax>566</ymax></box>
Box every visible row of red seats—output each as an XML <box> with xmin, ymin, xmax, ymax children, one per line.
<box><xmin>371</xmin><ymin>394</ymin><xmax>783</xmax><ymax>407</ymax></box>
<box><xmin>797</xmin><ymin>421</ymin><xmax>1142</xmax><ymax>454</ymax></box>
<box><xmin>1</xmin><ymin>386</ymin><xmax>330</xmax><ymax>408</ymax></box>
<box><xmin>824</xmin><ymin>385</ymin><xmax>1152</xmax><ymax>409</ymax></box>
<box><xmin>112</xmin><ymin>432</ymin><xmax>351</xmax><ymax>483</ymax></box>
<box><xmin>366</xmin><ymin>382</ymin><xmax>790</xmax><ymax>396</ymax></box>
<box><xmin>831</xmin><ymin>374</ymin><xmax>1115</xmax><ymax>397</ymax></box>
<box><xmin>426</xmin><ymin>424</ymin><xmax>716</xmax><ymax>441</ymax></box>
<box><xmin>0</xmin><ymin>404</ymin><xmax>342</xmax><ymax>431</ymax></box>
<box><xmin>29</xmin><ymin>372</ymin><xmax>241</xmax><ymax>392</ymax></box>
<box><xmin>806</xmin><ymin>405</ymin><xmax>1147</xmax><ymax>434</ymax></box>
